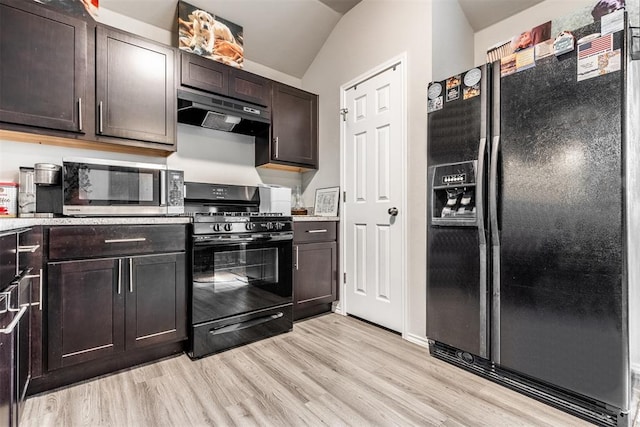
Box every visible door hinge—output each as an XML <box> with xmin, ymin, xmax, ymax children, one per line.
<box><xmin>343</xmin><ymin>272</ymin><xmax>347</xmax><ymax>283</ymax></box>
<box><xmin>343</xmin><ymin>191</ymin><xmax>346</xmax><ymax>203</ymax></box>
<box><xmin>340</xmin><ymin>108</ymin><xmax>348</xmax><ymax>122</ymax></box>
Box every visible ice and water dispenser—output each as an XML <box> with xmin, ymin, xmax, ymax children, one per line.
<box><xmin>430</xmin><ymin>161</ymin><xmax>477</xmax><ymax>226</ymax></box>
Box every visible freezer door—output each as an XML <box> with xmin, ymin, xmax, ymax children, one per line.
<box><xmin>496</xmin><ymin>24</ymin><xmax>627</xmax><ymax>410</ymax></box>
<box><xmin>427</xmin><ymin>65</ymin><xmax>489</xmax><ymax>358</ymax></box>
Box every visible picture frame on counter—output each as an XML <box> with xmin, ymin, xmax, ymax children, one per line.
<box><xmin>313</xmin><ymin>187</ymin><xmax>340</xmax><ymax>217</ymax></box>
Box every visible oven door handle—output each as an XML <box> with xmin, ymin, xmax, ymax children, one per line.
<box><xmin>194</xmin><ymin>234</ymin><xmax>293</xmax><ymax>245</ymax></box>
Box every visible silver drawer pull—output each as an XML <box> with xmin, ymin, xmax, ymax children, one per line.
<box><xmin>104</xmin><ymin>238</ymin><xmax>147</xmax><ymax>244</ymax></box>
<box><xmin>18</xmin><ymin>244</ymin><xmax>40</xmax><ymax>253</ymax></box>
<box><xmin>307</xmin><ymin>229</ymin><xmax>327</xmax><ymax>233</ymax></box>
<box><xmin>0</xmin><ymin>306</ymin><xmax>27</xmax><ymax>334</ymax></box>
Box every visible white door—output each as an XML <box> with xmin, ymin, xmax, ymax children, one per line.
<box><xmin>341</xmin><ymin>58</ymin><xmax>406</xmax><ymax>332</ymax></box>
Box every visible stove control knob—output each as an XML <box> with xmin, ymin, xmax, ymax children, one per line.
<box><xmin>266</xmin><ymin>222</ymin><xmax>273</xmax><ymax>230</ymax></box>
<box><xmin>246</xmin><ymin>223</ymin><xmax>256</xmax><ymax>231</ymax></box>
<box><xmin>224</xmin><ymin>223</ymin><xmax>233</xmax><ymax>232</ymax></box>
<box><xmin>212</xmin><ymin>223</ymin><xmax>221</xmax><ymax>232</ymax></box>
<box><xmin>274</xmin><ymin>222</ymin><xmax>284</xmax><ymax>230</ymax></box>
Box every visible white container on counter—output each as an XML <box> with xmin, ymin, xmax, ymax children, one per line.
<box><xmin>0</xmin><ymin>182</ymin><xmax>18</xmax><ymax>217</ymax></box>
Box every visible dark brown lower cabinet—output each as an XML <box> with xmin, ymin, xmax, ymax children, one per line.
<box><xmin>18</xmin><ymin>227</ymin><xmax>44</xmax><ymax>380</ymax></box>
<box><xmin>126</xmin><ymin>254</ymin><xmax>186</xmax><ymax>350</ymax></box>
<box><xmin>293</xmin><ymin>221</ymin><xmax>338</xmax><ymax>320</ymax></box>
<box><xmin>48</xmin><ymin>253</ymin><xmax>186</xmax><ymax>370</ymax></box>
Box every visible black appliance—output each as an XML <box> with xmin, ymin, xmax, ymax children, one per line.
<box><xmin>177</xmin><ymin>88</ymin><xmax>270</xmax><ymax>136</ymax></box>
<box><xmin>427</xmin><ymin>18</ymin><xmax>639</xmax><ymax>426</ymax></box>
<box><xmin>185</xmin><ymin>182</ymin><xmax>293</xmax><ymax>359</ymax></box>
<box><xmin>0</xmin><ymin>232</ymin><xmax>32</xmax><ymax>427</ymax></box>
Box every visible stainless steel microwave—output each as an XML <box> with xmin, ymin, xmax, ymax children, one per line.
<box><xmin>62</xmin><ymin>158</ymin><xmax>184</xmax><ymax>216</ymax></box>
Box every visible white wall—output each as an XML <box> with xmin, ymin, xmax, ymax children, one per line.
<box><xmin>302</xmin><ymin>0</ymin><xmax>431</xmax><ymax>339</ymax></box>
<box><xmin>432</xmin><ymin>0</ymin><xmax>474</xmax><ymax>80</ymax></box>
<box><xmin>0</xmin><ymin>7</ymin><xmax>302</xmax><ymax>191</ymax></box>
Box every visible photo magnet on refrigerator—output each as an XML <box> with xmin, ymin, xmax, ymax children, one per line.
<box><xmin>445</xmin><ymin>75</ymin><xmax>461</xmax><ymax>102</ymax></box>
<box><xmin>554</xmin><ymin>31</ymin><xmax>575</xmax><ymax>56</ymax></box>
<box><xmin>427</xmin><ymin>83</ymin><xmax>443</xmax><ymax>113</ymax></box>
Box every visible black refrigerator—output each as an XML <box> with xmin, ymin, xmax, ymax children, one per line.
<box><xmin>427</xmin><ymin>19</ymin><xmax>639</xmax><ymax>426</ymax></box>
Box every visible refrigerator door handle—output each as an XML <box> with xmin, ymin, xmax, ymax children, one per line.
<box><xmin>476</xmin><ymin>136</ymin><xmax>488</xmax><ymax>359</ymax></box>
<box><xmin>489</xmin><ymin>135</ymin><xmax>500</xmax><ymax>242</ymax></box>
<box><xmin>489</xmin><ymin>136</ymin><xmax>500</xmax><ymax>239</ymax></box>
<box><xmin>489</xmin><ymin>133</ymin><xmax>501</xmax><ymax>363</ymax></box>
<box><xmin>476</xmin><ymin>138</ymin><xmax>487</xmax><ymax>246</ymax></box>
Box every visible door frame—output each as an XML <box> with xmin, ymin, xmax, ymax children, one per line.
<box><xmin>338</xmin><ymin>53</ymin><xmax>408</xmax><ymax>337</ymax></box>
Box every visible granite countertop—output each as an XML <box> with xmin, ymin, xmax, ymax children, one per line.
<box><xmin>0</xmin><ymin>216</ymin><xmax>191</xmax><ymax>233</ymax></box>
<box><xmin>1</xmin><ymin>214</ymin><xmax>337</xmax><ymax>233</ymax></box>
<box><xmin>292</xmin><ymin>215</ymin><xmax>339</xmax><ymax>222</ymax></box>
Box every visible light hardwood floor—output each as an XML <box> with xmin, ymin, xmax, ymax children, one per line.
<box><xmin>22</xmin><ymin>314</ymin><xmax>594</xmax><ymax>426</ymax></box>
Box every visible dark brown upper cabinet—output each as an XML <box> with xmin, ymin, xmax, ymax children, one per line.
<box><xmin>180</xmin><ymin>51</ymin><xmax>271</xmax><ymax>108</ymax></box>
<box><xmin>95</xmin><ymin>26</ymin><xmax>176</xmax><ymax>148</ymax></box>
<box><xmin>256</xmin><ymin>82</ymin><xmax>318</xmax><ymax>171</ymax></box>
<box><xmin>0</xmin><ymin>0</ymin><xmax>87</xmax><ymax>133</ymax></box>
<box><xmin>228</xmin><ymin>68</ymin><xmax>272</xmax><ymax>107</ymax></box>
<box><xmin>180</xmin><ymin>52</ymin><xmax>228</xmax><ymax>95</ymax></box>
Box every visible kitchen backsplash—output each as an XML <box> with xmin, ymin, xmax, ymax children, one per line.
<box><xmin>0</xmin><ymin>123</ymin><xmax>301</xmax><ymax>190</ymax></box>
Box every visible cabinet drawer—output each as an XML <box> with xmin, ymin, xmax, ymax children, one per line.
<box><xmin>293</xmin><ymin>221</ymin><xmax>337</xmax><ymax>243</ymax></box>
<box><xmin>48</xmin><ymin>225</ymin><xmax>186</xmax><ymax>260</ymax></box>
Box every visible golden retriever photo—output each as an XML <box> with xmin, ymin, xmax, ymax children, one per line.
<box><xmin>178</xmin><ymin>1</ymin><xmax>244</xmax><ymax>68</ymax></box>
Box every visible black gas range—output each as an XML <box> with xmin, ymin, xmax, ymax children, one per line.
<box><xmin>184</xmin><ymin>182</ymin><xmax>293</xmax><ymax>358</ymax></box>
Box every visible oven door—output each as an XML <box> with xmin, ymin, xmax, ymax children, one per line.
<box><xmin>191</xmin><ymin>233</ymin><xmax>293</xmax><ymax>325</ymax></box>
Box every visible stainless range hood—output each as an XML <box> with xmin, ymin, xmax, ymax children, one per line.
<box><xmin>177</xmin><ymin>88</ymin><xmax>270</xmax><ymax>136</ymax></box>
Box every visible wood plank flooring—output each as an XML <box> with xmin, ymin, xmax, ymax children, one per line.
<box><xmin>22</xmin><ymin>314</ymin><xmax>593</xmax><ymax>426</ymax></box>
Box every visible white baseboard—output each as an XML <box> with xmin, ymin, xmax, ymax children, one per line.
<box><xmin>403</xmin><ymin>332</ymin><xmax>429</xmax><ymax>348</ymax></box>
<box><xmin>332</xmin><ymin>301</ymin><xmax>344</xmax><ymax>315</ymax></box>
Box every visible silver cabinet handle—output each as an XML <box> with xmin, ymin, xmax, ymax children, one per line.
<box><xmin>104</xmin><ymin>238</ymin><xmax>146</xmax><ymax>244</ymax></box>
<box><xmin>78</xmin><ymin>98</ymin><xmax>83</xmax><ymax>131</ymax></box>
<box><xmin>23</xmin><ymin>269</ymin><xmax>42</xmax><ymax>310</ymax></box>
<box><xmin>306</xmin><ymin>229</ymin><xmax>327</xmax><ymax>233</ymax></box>
<box><xmin>295</xmin><ymin>246</ymin><xmax>299</xmax><ymax>270</ymax></box>
<box><xmin>274</xmin><ymin>137</ymin><xmax>279</xmax><ymax>159</ymax></box>
<box><xmin>129</xmin><ymin>259</ymin><xmax>133</xmax><ymax>293</ymax></box>
<box><xmin>38</xmin><ymin>268</ymin><xmax>43</xmax><ymax>311</ymax></box>
<box><xmin>160</xmin><ymin>170</ymin><xmax>167</xmax><ymax>206</ymax></box>
<box><xmin>0</xmin><ymin>306</ymin><xmax>27</xmax><ymax>335</ymax></box>
<box><xmin>98</xmin><ymin>101</ymin><xmax>104</xmax><ymax>134</ymax></box>
<box><xmin>117</xmin><ymin>259</ymin><xmax>122</xmax><ymax>295</ymax></box>
<box><xmin>18</xmin><ymin>244</ymin><xmax>40</xmax><ymax>253</ymax></box>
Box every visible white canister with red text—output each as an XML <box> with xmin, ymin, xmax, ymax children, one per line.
<box><xmin>0</xmin><ymin>182</ymin><xmax>18</xmax><ymax>217</ymax></box>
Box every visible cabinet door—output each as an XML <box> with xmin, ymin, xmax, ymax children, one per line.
<box><xmin>95</xmin><ymin>26</ymin><xmax>176</xmax><ymax>146</ymax></box>
<box><xmin>0</xmin><ymin>0</ymin><xmax>87</xmax><ymax>132</ymax></box>
<box><xmin>126</xmin><ymin>253</ymin><xmax>186</xmax><ymax>349</ymax></box>
<box><xmin>229</xmin><ymin>68</ymin><xmax>271</xmax><ymax>107</ymax></box>
<box><xmin>294</xmin><ymin>242</ymin><xmax>337</xmax><ymax>313</ymax></box>
<box><xmin>180</xmin><ymin>51</ymin><xmax>228</xmax><ymax>95</ymax></box>
<box><xmin>270</xmin><ymin>83</ymin><xmax>318</xmax><ymax>168</ymax></box>
<box><xmin>48</xmin><ymin>258</ymin><xmax>124</xmax><ymax>370</ymax></box>
<box><xmin>18</xmin><ymin>227</ymin><xmax>44</xmax><ymax>379</ymax></box>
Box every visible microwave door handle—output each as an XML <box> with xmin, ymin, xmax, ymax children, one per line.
<box><xmin>160</xmin><ymin>170</ymin><xmax>167</xmax><ymax>206</ymax></box>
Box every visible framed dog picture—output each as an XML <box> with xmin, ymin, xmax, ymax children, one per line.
<box><xmin>33</xmin><ymin>0</ymin><xmax>99</xmax><ymax>20</ymax></box>
<box><xmin>177</xmin><ymin>1</ymin><xmax>244</xmax><ymax>69</ymax></box>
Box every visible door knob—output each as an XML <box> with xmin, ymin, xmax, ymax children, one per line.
<box><xmin>388</xmin><ymin>207</ymin><xmax>398</xmax><ymax>216</ymax></box>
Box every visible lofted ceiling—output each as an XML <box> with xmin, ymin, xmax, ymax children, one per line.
<box><xmin>458</xmin><ymin>0</ymin><xmax>546</xmax><ymax>31</ymax></box>
<box><xmin>98</xmin><ymin>0</ymin><xmax>546</xmax><ymax>78</ymax></box>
